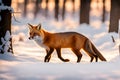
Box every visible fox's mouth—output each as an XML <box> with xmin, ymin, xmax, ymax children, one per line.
<box><xmin>29</xmin><ymin>36</ymin><xmax>34</xmax><ymax>40</ymax></box>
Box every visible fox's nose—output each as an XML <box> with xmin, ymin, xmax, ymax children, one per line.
<box><xmin>29</xmin><ymin>37</ymin><xmax>32</xmax><ymax>40</ymax></box>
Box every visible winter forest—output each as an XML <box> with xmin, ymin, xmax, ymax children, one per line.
<box><xmin>0</xmin><ymin>0</ymin><xmax>120</xmax><ymax>80</ymax></box>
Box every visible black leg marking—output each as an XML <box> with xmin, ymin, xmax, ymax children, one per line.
<box><xmin>56</xmin><ymin>48</ymin><xmax>70</xmax><ymax>62</ymax></box>
<box><xmin>44</xmin><ymin>48</ymin><xmax>54</xmax><ymax>62</ymax></box>
<box><xmin>90</xmin><ymin>56</ymin><xmax>94</xmax><ymax>62</ymax></box>
<box><xmin>95</xmin><ymin>55</ymin><xmax>98</xmax><ymax>62</ymax></box>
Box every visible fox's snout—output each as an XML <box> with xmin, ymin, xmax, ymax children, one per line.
<box><xmin>29</xmin><ymin>37</ymin><xmax>33</xmax><ymax>40</ymax></box>
<box><xmin>29</xmin><ymin>36</ymin><xmax>39</xmax><ymax>40</ymax></box>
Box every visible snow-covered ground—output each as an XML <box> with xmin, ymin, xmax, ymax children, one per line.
<box><xmin>0</xmin><ymin>16</ymin><xmax>120</xmax><ymax>80</ymax></box>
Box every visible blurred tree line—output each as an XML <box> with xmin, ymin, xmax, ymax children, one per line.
<box><xmin>21</xmin><ymin>0</ymin><xmax>120</xmax><ymax>33</ymax></box>
<box><xmin>0</xmin><ymin>0</ymin><xmax>120</xmax><ymax>54</ymax></box>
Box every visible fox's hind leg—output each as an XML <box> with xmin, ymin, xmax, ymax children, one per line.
<box><xmin>56</xmin><ymin>48</ymin><xmax>70</xmax><ymax>62</ymax></box>
<box><xmin>71</xmin><ymin>49</ymin><xmax>82</xmax><ymax>63</ymax></box>
<box><xmin>44</xmin><ymin>48</ymin><xmax>54</xmax><ymax>62</ymax></box>
<box><xmin>83</xmin><ymin>47</ymin><xmax>96</xmax><ymax>62</ymax></box>
<box><xmin>83</xmin><ymin>40</ymin><xmax>97</xmax><ymax>62</ymax></box>
<box><xmin>90</xmin><ymin>55</ymin><xmax>98</xmax><ymax>62</ymax></box>
<box><xmin>90</xmin><ymin>56</ymin><xmax>94</xmax><ymax>62</ymax></box>
<box><xmin>94</xmin><ymin>55</ymin><xmax>98</xmax><ymax>62</ymax></box>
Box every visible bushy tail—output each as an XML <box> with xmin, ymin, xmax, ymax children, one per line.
<box><xmin>90</xmin><ymin>41</ymin><xmax>107</xmax><ymax>61</ymax></box>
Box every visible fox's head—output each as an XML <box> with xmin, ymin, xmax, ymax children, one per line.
<box><xmin>28</xmin><ymin>23</ymin><xmax>43</xmax><ymax>40</ymax></box>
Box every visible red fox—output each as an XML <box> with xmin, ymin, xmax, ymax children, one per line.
<box><xmin>28</xmin><ymin>23</ymin><xmax>107</xmax><ymax>62</ymax></box>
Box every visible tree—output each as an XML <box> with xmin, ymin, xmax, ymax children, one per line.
<box><xmin>55</xmin><ymin>0</ymin><xmax>59</xmax><ymax>21</ymax></box>
<box><xmin>34</xmin><ymin>0</ymin><xmax>42</xmax><ymax>18</ymax></box>
<box><xmin>45</xmin><ymin>0</ymin><xmax>49</xmax><ymax>17</ymax></box>
<box><xmin>34</xmin><ymin>0</ymin><xmax>39</xmax><ymax>18</ymax></box>
<box><xmin>109</xmin><ymin>0</ymin><xmax>120</xmax><ymax>33</ymax></box>
<box><xmin>72</xmin><ymin>0</ymin><xmax>75</xmax><ymax>14</ymax></box>
<box><xmin>62</xmin><ymin>0</ymin><xmax>66</xmax><ymax>20</ymax></box>
<box><xmin>80</xmin><ymin>0</ymin><xmax>91</xmax><ymax>24</ymax></box>
<box><xmin>0</xmin><ymin>0</ymin><xmax>13</xmax><ymax>54</ymax></box>
<box><xmin>23</xmin><ymin>0</ymin><xmax>28</xmax><ymax>17</ymax></box>
<box><xmin>102</xmin><ymin>0</ymin><xmax>105</xmax><ymax>22</ymax></box>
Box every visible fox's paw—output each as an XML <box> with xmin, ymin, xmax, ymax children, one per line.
<box><xmin>64</xmin><ymin>59</ymin><xmax>70</xmax><ymax>62</ymax></box>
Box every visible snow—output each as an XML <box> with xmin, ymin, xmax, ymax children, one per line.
<box><xmin>0</xmin><ymin>6</ymin><xmax>120</xmax><ymax>80</ymax></box>
<box><xmin>0</xmin><ymin>3</ymin><xmax>14</xmax><ymax>12</ymax></box>
<box><xmin>0</xmin><ymin>31</ymin><xmax>11</xmax><ymax>53</ymax></box>
<box><xmin>0</xmin><ymin>57</ymin><xmax>120</xmax><ymax>80</ymax></box>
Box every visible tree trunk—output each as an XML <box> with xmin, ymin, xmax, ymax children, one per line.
<box><xmin>80</xmin><ymin>0</ymin><xmax>91</xmax><ymax>24</ymax></box>
<box><xmin>62</xmin><ymin>0</ymin><xmax>66</xmax><ymax>20</ymax></box>
<box><xmin>72</xmin><ymin>0</ymin><xmax>75</xmax><ymax>14</ymax></box>
<box><xmin>0</xmin><ymin>0</ymin><xmax>13</xmax><ymax>54</ymax></box>
<box><xmin>45</xmin><ymin>0</ymin><xmax>49</xmax><ymax>17</ymax></box>
<box><xmin>23</xmin><ymin>0</ymin><xmax>27</xmax><ymax>17</ymax></box>
<box><xmin>109</xmin><ymin>0</ymin><xmax>120</xmax><ymax>33</ymax></box>
<box><xmin>34</xmin><ymin>0</ymin><xmax>39</xmax><ymax>18</ymax></box>
<box><xmin>102</xmin><ymin>0</ymin><xmax>105</xmax><ymax>22</ymax></box>
<box><xmin>55</xmin><ymin>0</ymin><xmax>59</xmax><ymax>21</ymax></box>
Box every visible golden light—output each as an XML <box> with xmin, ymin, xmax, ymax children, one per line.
<box><xmin>59</xmin><ymin>0</ymin><xmax>63</xmax><ymax>9</ymax></box>
<box><xmin>41</xmin><ymin>0</ymin><xmax>46</xmax><ymax>9</ymax></box>
<box><xmin>66</xmin><ymin>0</ymin><xmax>73</xmax><ymax>12</ymax></box>
<box><xmin>91</xmin><ymin>0</ymin><xmax>97</xmax><ymax>9</ymax></box>
<box><xmin>75</xmin><ymin>0</ymin><xmax>80</xmax><ymax>11</ymax></box>
<box><xmin>48</xmin><ymin>0</ymin><xmax>55</xmax><ymax>11</ymax></box>
<box><xmin>105</xmin><ymin>0</ymin><xmax>111</xmax><ymax>12</ymax></box>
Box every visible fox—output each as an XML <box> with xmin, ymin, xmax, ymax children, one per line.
<box><xmin>28</xmin><ymin>23</ymin><xmax>107</xmax><ymax>63</ymax></box>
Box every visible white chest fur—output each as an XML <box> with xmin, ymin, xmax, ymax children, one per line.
<box><xmin>33</xmin><ymin>36</ymin><xmax>49</xmax><ymax>50</ymax></box>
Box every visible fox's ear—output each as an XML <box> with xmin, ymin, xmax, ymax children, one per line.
<box><xmin>28</xmin><ymin>23</ymin><xmax>33</xmax><ymax>29</ymax></box>
<box><xmin>37</xmin><ymin>24</ymin><xmax>41</xmax><ymax>30</ymax></box>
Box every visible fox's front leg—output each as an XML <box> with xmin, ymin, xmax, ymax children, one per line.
<box><xmin>44</xmin><ymin>48</ymin><xmax>54</xmax><ymax>62</ymax></box>
<box><xmin>45</xmin><ymin>49</ymin><xmax>52</xmax><ymax>62</ymax></box>
<box><xmin>56</xmin><ymin>48</ymin><xmax>70</xmax><ymax>62</ymax></box>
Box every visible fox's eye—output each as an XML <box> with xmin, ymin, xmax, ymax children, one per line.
<box><xmin>30</xmin><ymin>33</ymin><xmax>32</xmax><ymax>35</ymax></box>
